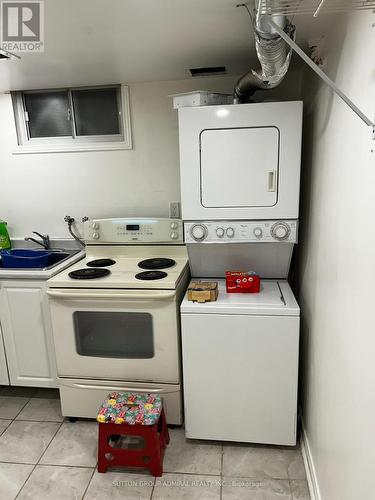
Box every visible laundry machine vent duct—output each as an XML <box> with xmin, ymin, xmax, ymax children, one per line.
<box><xmin>234</xmin><ymin>0</ymin><xmax>295</xmax><ymax>102</ymax></box>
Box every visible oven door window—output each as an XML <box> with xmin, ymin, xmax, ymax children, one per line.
<box><xmin>73</xmin><ymin>311</ymin><xmax>154</xmax><ymax>359</ymax></box>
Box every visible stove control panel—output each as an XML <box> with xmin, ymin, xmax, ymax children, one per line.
<box><xmin>83</xmin><ymin>218</ymin><xmax>184</xmax><ymax>244</ymax></box>
<box><xmin>184</xmin><ymin>220</ymin><xmax>298</xmax><ymax>243</ymax></box>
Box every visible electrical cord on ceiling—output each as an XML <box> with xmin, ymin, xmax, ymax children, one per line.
<box><xmin>64</xmin><ymin>215</ymin><xmax>85</xmax><ymax>247</ymax></box>
<box><xmin>236</xmin><ymin>2</ymin><xmax>255</xmax><ymax>28</ymax></box>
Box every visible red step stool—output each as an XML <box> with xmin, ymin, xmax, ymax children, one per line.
<box><xmin>97</xmin><ymin>392</ymin><xmax>169</xmax><ymax>476</ymax></box>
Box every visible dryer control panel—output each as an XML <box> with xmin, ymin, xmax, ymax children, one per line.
<box><xmin>184</xmin><ymin>220</ymin><xmax>298</xmax><ymax>243</ymax></box>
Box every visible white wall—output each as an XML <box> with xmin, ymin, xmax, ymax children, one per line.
<box><xmin>0</xmin><ymin>70</ymin><xmax>302</xmax><ymax>240</ymax></box>
<box><xmin>298</xmin><ymin>12</ymin><xmax>375</xmax><ymax>500</ymax></box>
<box><xmin>0</xmin><ymin>77</ymin><xmax>238</xmax><ymax>238</ymax></box>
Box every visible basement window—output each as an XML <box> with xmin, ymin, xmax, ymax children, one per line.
<box><xmin>11</xmin><ymin>84</ymin><xmax>132</xmax><ymax>153</ymax></box>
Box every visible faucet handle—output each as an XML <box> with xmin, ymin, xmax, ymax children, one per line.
<box><xmin>32</xmin><ymin>231</ymin><xmax>50</xmax><ymax>248</ymax></box>
<box><xmin>32</xmin><ymin>231</ymin><xmax>46</xmax><ymax>239</ymax></box>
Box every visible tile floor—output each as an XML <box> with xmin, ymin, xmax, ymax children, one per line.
<box><xmin>0</xmin><ymin>386</ymin><xmax>310</xmax><ymax>500</ymax></box>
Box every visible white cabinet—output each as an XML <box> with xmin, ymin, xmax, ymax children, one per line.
<box><xmin>0</xmin><ymin>324</ymin><xmax>9</xmax><ymax>385</ymax></box>
<box><xmin>0</xmin><ymin>280</ymin><xmax>57</xmax><ymax>387</ymax></box>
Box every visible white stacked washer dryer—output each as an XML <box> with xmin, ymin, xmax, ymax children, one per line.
<box><xmin>178</xmin><ymin>101</ymin><xmax>303</xmax><ymax>445</ymax></box>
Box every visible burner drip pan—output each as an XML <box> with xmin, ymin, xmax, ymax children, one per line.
<box><xmin>69</xmin><ymin>268</ymin><xmax>111</xmax><ymax>280</ymax></box>
<box><xmin>87</xmin><ymin>259</ymin><xmax>116</xmax><ymax>267</ymax></box>
<box><xmin>138</xmin><ymin>258</ymin><xmax>176</xmax><ymax>270</ymax></box>
<box><xmin>135</xmin><ymin>271</ymin><xmax>168</xmax><ymax>281</ymax></box>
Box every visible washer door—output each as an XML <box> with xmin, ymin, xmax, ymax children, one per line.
<box><xmin>200</xmin><ymin>127</ymin><xmax>279</xmax><ymax>208</ymax></box>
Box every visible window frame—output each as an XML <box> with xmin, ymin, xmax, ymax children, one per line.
<box><xmin>12</xmin><ymin>84</ymin><xmax>132</xmax><ymax>154</ymax></box>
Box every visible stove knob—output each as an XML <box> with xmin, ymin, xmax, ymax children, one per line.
<box><xmin>226</xmin><ymin>227</ymin><xmax>235</xmax><ymax>238</ymax></box>
<box><xmin>190</xmin><ymin>224</ymin><xmax>208</xmax><ymax>242</ymax></box>
<box><xmin>170</xmin><ymin>232</ymin><xmax>179</xmax><ymax>240</ymax></box>
<box><xmin>170</xmin><ymin>222</ymin><xmax>178</xmax><ymax>230</ymax></box>
<box><xmin>253</xmin><ymin>227</ymin><xmax>263</xmax><ymax>239</ymax></box>
<box><xmin>216</xmin><ymin>227</ymin><xmax>225</xmax><ymax>238</ymax></box>
<box><xmin>92</xmin><ymin>223</ymin><xmax>99</xmax><ymax>230</ymax></box>
<box><xmin>92</xmin><ymin>232</ymin><xmax>100</xmax><ymax>240</ymax></box>
<box><xmin>271</xmin><ymin>222</ymin><xmax>290</xmax><ymax>240</ymax></box>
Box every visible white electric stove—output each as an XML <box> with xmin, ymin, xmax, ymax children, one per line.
<box><xmin>47</xmin><ymin>218</ymin><xmax>189</xmax><ymax>424</ymax></box>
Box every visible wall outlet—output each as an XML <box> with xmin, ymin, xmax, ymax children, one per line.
<box><xmin>169</xmin><ymin>202</ymin><xmax>180</xmax><ymax>219</ymax></box>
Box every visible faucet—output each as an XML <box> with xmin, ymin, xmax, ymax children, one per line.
<box><xmin>24</xmin><ymin>231</ymin><xmax>50</xmax><ymax>250</ymax></box>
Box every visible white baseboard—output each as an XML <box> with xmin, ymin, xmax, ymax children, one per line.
<box><xmin>300</xmin><ymin>421</ymin><xmax>322</xmax><ymax>500</ymax></box>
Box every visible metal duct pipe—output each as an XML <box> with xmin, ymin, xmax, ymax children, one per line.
<box><xmin>234</xmin><ymin>1</ymin><xmax>295</xmax><ymax>102</ymax></box>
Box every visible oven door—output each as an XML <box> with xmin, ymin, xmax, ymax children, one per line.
<box><xmin>47</xmin><ymin>288</ymin><xmax>180</xmax><ymax>383</ymax></box>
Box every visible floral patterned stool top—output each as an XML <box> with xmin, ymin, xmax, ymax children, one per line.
<box><xmin>97</xmin><ymin>392</ymin><xmax>162</xmax><ymax>425</ymax></box>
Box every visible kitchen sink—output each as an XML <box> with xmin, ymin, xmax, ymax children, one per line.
<box><xmin>0</xmin><ymin>249</ymin><xmax>81</xmax><ymax>271</ymax></box>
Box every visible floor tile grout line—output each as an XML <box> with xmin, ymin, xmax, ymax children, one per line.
<box><xmin>14</xmin><ymin>463</ymin><xmax>38</xmax><ymax>500</ymax></box>
<box><xmin>2</xmin><ymin>395</ymin><xmax>32</xmax><ymax>421</ymax></box>
<box><xmin>14</xmin><ymin>420</ymin><xmax>64</xmax><ymax>499</ymax></box>
<box><xmin>35</xmin><ymin>420</ymin><xmax>64</xmax><ymax>466</ymax></box>
<box><xmin>0</xmin><ymin>420</ymin><xmax>12</xmax><ymax>438</ymax></box>
<box><xmin>220</xmin><ymin>444</ymin><xmax>224</xmax><ymax>500</ymax></box>
<box><xmin>149</xmin><ymin>476</ymin><xmax>156</xmax><ymax>500</ymax></box>
<box><xmin>14</xmin><ymin>418</ymin><xmax>64</xmax><ymax>423</ymax></box>
<box><xmin>81</xmin><ymin>466</ymin><xmax>96</xmax><ymax>500</ymax></box>
<box><xmin>163</xmin><ymin>470</ymin><xmax>222</xmax><ymax>477</ymax></box>
<box><xmin>0</xmin><ymin>460</ymin><xmax>95</xmax><ymax>469</ymax></box>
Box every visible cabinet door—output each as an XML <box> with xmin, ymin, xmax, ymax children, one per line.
<box><xmin>0</xmin><ymin>281</ymin><xmax>57</xmax><ymax>387</ymax></box>
<box><xmin>200</xmin><ymin>127</ymin><xmax>279</xmax><ymax>208</ymax></box>
<box><xmin>0</xmin><ymin>324</ymin><xmax>9</xmax><ymax>385</ymax></box>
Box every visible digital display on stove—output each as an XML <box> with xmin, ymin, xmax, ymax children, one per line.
<box><xmin>126</xmin><ymin>224</ymin><xmax>140</xmax><ymax>231</ymax></box>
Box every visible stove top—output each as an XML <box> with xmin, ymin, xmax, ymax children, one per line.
<box><xmin>47</xmin><ymin>245</ymin><xmax>189</xmax><ymax>290</ymax></box>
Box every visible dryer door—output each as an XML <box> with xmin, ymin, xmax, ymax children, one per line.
<box><xmin>200</xmin><ymin>127</ymin><xmax>279</xmax><ymax>208</ymax></box>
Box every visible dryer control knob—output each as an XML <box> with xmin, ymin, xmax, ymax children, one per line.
<box><xmin>92</xmin><ymin>232</ymin><xmax>100</xmax><ymax>240</ymax></box>
<box><xmin>271</xmin><ymin>222</ymin><xmax>290</xmax><ymax>241</ymax></box>
<box><xmin>170</xmin><ymin>232</ymin><xmax>179</xmax><ymax>240</ymax></box>
<box><xmin>226</xmin><ymin>227</ymin><xmax>235</xmax><ymax>238</ymax></box>
<box><xmin>216</xmin><ymin>227</ymin><xmax>225</xmax><ymax>238</ymax></box>
<box><xmin>253</xmin><ymin>227</ymin><xmax>263</xmax><ymax>239</ymax></box>
<box><xmin>170</xmin><ymin>222</ymin><xmax>178</xmax><ymax>230</ymax></box>
<box><xmin>92</xmin><ymin>222</ymin><xmax>99</xmax><ymax>230</ymax></box>
<box><xmin>190</xmin><ymin>224</ymin><xmax>208</xmax><ymax>242</ymax></box>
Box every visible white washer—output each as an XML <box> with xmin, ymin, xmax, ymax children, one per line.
<box><xmin>181</xmin><ymin>280</ymin><xmax>300</xmax><ymax>445</ymax></box>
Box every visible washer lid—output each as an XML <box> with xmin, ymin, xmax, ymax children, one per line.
<box><xmin>181</xmin><ymin>280</ymin><xmax>299</xmax><ymax>316</ymax></box>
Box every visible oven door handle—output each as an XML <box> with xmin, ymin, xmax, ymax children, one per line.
<box><xmin>46</xmin><ymin>290</ymin><xmax>176</xmax><ymax>300</ymax></box>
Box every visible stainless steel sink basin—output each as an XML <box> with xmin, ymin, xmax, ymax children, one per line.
<box><xmin>44</xmin><ymin>249</ymin><xmax>80</xmax><ymax>270</ymax></box>
<box><xmin>0</xmin><ymin>249</ymin><xmax>81</xmax><ymax>271</ymax></box>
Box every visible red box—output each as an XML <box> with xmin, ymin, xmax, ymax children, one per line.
<box><xmin>226</xmin><ymin>271</ymin><xmax>260</xmax><ymax>293</ymax></box>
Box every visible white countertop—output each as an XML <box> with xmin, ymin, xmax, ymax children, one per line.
<box><xmin>181</xmin><ymin>279</ymin><xmax>300</xmax><ymax>316</ymax></box>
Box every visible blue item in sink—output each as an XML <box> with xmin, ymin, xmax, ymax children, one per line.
<box><xmin>0</xmin><ymin>249</ymin><xmax>50</xmax><ymax>268</ymax></box>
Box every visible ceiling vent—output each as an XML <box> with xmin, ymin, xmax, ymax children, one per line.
<box><xmin>189</xmin><ymin>66</ymin><xmax>227</xmax><ymax>77</ymax></box>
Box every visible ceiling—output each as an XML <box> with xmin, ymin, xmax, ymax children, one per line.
<box><xmin>0</xmin><ymin>0</ymin><xmax>334</xmax><ymax>92</ymax></box>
